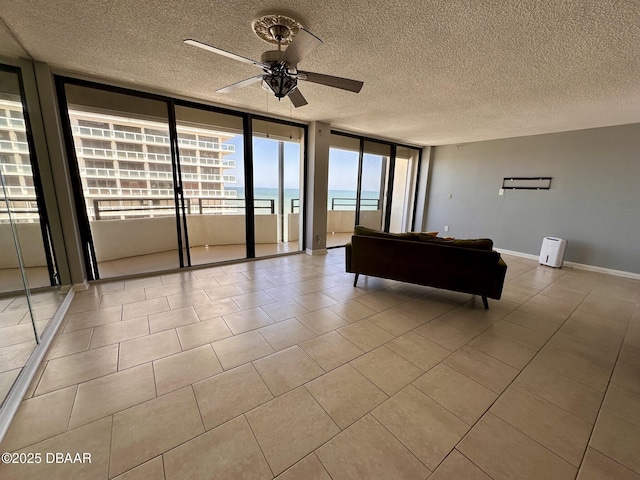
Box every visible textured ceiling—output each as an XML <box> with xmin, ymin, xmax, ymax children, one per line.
<box><xmin>1</xmin><ymin>0</ymin><xmax>639</xmax><ymax>146</ymax></box>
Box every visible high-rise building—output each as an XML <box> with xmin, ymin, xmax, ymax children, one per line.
<box><xmin>0</xmin><ymin>98</ymin><xmax>39</xmax><ymax>223</ymax></box>
<box><xmin>1</xmin><ymin>98</ymin><xmax>239</xmax><ymax>222</ymax></box>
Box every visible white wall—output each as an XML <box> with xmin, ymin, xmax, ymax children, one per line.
<box><xmin>288</xmin><ymin>213</ymin><xmax>299</xmax><ymax>242</ymax></box>
<box><xmin>0</xmin><ymin>223</ymin><xmax>48</xmax><ymax>268</ymax></box>
<box><xmin>91</xmin><ymin>214</ymin><xmax>278</xmax><ymax>262</ymax></box>
<box><xmin>326</xmin><ymin>210</ymin><xmax>383</xmax><ymax>234</ymax></box>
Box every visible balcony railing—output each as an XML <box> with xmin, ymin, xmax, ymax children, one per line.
<box><xmin>1</xmin><ymin>163</ymin><xmax>33</xmax><ymax>175</ymax></box>
<box><xmin>84</xmin><ymin>187</ymin><xmax>238</xmax><ymax>198</ymax></box>
<box><xmin>71</xmin><ymin>125</ymin><xmax>236</xmax><ymax>152</ymax></box>
<box><xmin>90</xmin><ymin>196</ymin><xmax>273</xmax><ymax>220</ymax></box>
<box><xmin>0</xmin><ymin>116</ymin><xmax>26</xmax><ymax>129</ymax></box>
<box><xmin>76</xmin><ymin>148</ymin><xmax>236</xmax><ymax>168</ymax></box>
<box><xmin>184</xmin><ymin>189</ymin><xmax>237</xmax><ymax>197</ymax></box>
<box><xmin>84</xmin><ymin>187</ymin><xmax>175</xmax><ymax>197</ymax></box>
<box><xmin>180</xmin><ymin>155</ymin><xmax>236</xmax><ymax>168</ymax></box>
<box><xmin>1</xmin><ymin>186</ymin><xmax>36</xmax><ymax>197</ymax></box>
<box><xmin>0</xmin><ymin>140</ymin><xmax>29</xmax><ymax>153</ymax></box>
<box><xmin>331</xmin><ymin>197</ymin><xmax>381</xmax><ymax>210</ymax></box>
<box><xmin>79</xmin><ymin>167</ymin><xmax>235</xmax><ymax>183</ymax></box>
<box><xmin>0</xmin><ymin>196</ymin><xmax>40</xmax><ymax>223</ymax></box>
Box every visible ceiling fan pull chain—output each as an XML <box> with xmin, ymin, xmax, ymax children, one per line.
<box><xmin>266</xmin><ymin>92</ymin><xmax>270</xmax><ymax>138</ymax></box>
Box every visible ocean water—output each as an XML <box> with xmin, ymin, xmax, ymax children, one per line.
<box><xmin>227</xmin><ymin>187</ymin><xmax>381</xmax><ymax>213</ymax></box>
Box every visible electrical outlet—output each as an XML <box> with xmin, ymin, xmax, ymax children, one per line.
<box><xmin>499</xmin><ymin>188</ymin><xmax>505</xmax><ymax>196</ymax></box>
<box><xmin>444</xmin><ymin>225</ymin><xmax>449</xmax><ymax>232</ymax></box>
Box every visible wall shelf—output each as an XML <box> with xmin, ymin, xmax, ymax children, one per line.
<box><xmin>502</xmin><ymin>177</ymin><xmax>552</xmax><ymax>190</ymax></box>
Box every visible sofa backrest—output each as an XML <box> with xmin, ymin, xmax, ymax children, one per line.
<box><xmin>353</xmin><ymin>225</ymin><xmax>494</xmax><ymax>251</ymax></box>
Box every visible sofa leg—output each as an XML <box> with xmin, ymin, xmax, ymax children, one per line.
<box><xmin>353</xmin><ymin>273</ymin><xmax>359</xmax><ymax>287</ymax></box>
<box><xmin>482</xmin><ymin>296</ymin><xmax>489</xmax><ymax>310</ymax></box>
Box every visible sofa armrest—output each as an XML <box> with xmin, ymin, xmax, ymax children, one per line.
<box><xmin>345</xmin><ymin>242</ymin><xmax>353</xmax><ymax>272</ymax></box>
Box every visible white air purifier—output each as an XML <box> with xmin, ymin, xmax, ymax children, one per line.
<box><xmin>539</xmin><ymin>237</ymin><xmax>567</xmax><ymax>268</ymax></box>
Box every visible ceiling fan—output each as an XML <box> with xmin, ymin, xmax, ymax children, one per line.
<box><xmin>184</xmin><ymin>14</ymin><xmax>364</xmax><ymax>107</ymax></box>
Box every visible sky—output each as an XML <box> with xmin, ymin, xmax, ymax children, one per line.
<box><xmin>225</xmin><ymin>136</ymin><xmax>384</xmax><ymax>193</ymax></box>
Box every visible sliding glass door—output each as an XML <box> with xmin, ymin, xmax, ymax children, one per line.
<box><xmin>252</xmin><ymin>119</ymin><xmax>303</xmax><ymax>257</ymax></box>
<box><xmin>327</xmin><ymin>132</ymin><xmax>421</xmax><ymax>247</ymax></box>
<box><xmin>59</xmin><ymin>79</ymin><xmax>308</xmax><ymax>278</ymax></box>
<box><xmin>63</xmin><ymin>83</ymin><xmax>181</xmax><ymax>279</ymax></box>
<box><xmin>358</xmin><ymin>140</ymin><xmax>390</xmax><ymax>230</ymax></box>
<box><xmin>327</xmin><ymin>134</ymin><xmax>359</xmax><ymax>247</ymax></box>
<box><xmin>175</xmin><ymin>106</ymin><xmax>246</xmax><ymax>265</ymax></box>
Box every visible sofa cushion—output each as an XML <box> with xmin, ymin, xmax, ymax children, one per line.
<box><xmin>354</xmin><ymin>225</ymin><xmax>418</xmax><ymax>241</ymax></box>
<box><xmin>417</xmin><ymin>235</ymin><xmax>494</xmax><ymax>251</ymax></box>
<box><xmin>354</xmin><ymin>225</ymin><xmax>438</xmax><ymax>242</ymax></box>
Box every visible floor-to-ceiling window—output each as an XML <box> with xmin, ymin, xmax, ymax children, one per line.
<box><xmin>175</xmin><ymin>105</ymin><xmax>247</xmax><ymax>265</ymax></box>
<box><xmin>326</xmin><ymin>134</ymin><xmax>360</xmax><ymax>248</ymax></box>
<box><xmin>61</xmin><ymin>83</ymin><xmax>181</xmax><ymax>279</ymax></box>
<box><xmin>57</xmin><ymin>78</ymin><xmax>307</xmax><ymax>279</ymax></box>
<box><xmin>326</xmin><ymin>132</ymin><xmax>422</xmax><ymax>247</ymax></box>
<box><xmin>358</xmin><ymin>140</ymin><xmax>391</xmax><ymax>230</ymax></box>
<box><xmin>252</xmin><ymin>119</ymin><xmax>304</xmax><ymax>257</ymax></box>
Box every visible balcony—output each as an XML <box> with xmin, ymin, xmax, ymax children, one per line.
<box><xmin>0</xmin><ymin>163</ymin><xmax>33</xmax><ymax>175</ymax></box>
<box><xmin>1</xmin><ymin>186</ymin><xmax>36</xmax><ymax>197</ymax></box>
<box><xmin>79</xmin><ymin>167</ymin><xmax>235</xmax><ymax>183</ymax></box>
<box><xmin>84</xmin><ymin>187</ymin><xmax>175</xmax><ymax>197</ymax></box>
<box><xmin>0</xmin><ymin>116</ymin><xmax>26</xmax><ymax>129</ymax></box>
<box><xmin>76</xmin><ymin>148</ymin><xmax>236</xmax><ymax>169</ymax></box>
<box><xmin>180</xmin><ymin>155</ymin><xmax>236</xmax><ymax>168</ymax></box>
<box><xmin>0</xmin><ymin>140</ymin><xmax>29</xmax><ymax>153</ymax></box>
<box><xmin>71</xmin><ymin>125</ymin><xmax>236</xmax><ymax>153</ymax></box>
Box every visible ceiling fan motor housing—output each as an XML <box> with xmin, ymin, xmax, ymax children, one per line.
<box><xmin>261</xmin><ymin>50</ymin><xmax>284</xmax><ymax>65</ymax></box>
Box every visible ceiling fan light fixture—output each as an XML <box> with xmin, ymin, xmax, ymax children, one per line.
<box><xmin>262</xmin><ymin>71</ymin><xmax>298</xmax><ymax>99</ymax></box>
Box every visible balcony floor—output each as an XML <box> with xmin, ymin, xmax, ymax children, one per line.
<box><xmin>0</xmin><ymin>234</ymin><xmax>354</xmax><ymax>291</ymax></box>
<box><xmin>98</xmin><ymin>242</ymin><xmax>301</xmax><ymax>279</ymax></box>
<box><xmin>327</xmin><ymin>232</ymin><xmax>353</xmax><ymax>248</ymax></box>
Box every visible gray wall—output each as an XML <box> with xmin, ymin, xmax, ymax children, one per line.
<box><xmin>426</xmin><ymin>123</ymin><xmax>640</xmax><ymax>274</ymax></box>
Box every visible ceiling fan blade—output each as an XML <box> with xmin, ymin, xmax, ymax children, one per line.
<box><xmin>184</xmin><ymin>39</ymin><xmax>269</xmax><ymax>70</ymax></box>
<box><xmin>288</xmin><ymin>88</ymin><xmax>308</xmax><ymax>108</ymax></box>
<box><xmin>280</xmin><ymin>29</ymin><xmax>322</xmax><ymax>67</ymax></box>
<box><xmin>216</xmin><ymin>75</ymin><xmax>264</xmax><ymax>94</ymax></box>
<box><xmin>298</xmin><ymin>71</ymin><xmax>364</xmax><ymax>93</ymax></box>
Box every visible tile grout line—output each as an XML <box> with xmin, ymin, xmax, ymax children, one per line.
<box><xmin>243</xmin><ymin>413</ymin><xmax>276</xmax><ymax>478</ymax></box>
<box><xmin>572</xmin><ymin>307</ymin><xmax>637</xmax><ymax>479</ymax></box>
<box><xmin>439</xmin><ymin>275</ymin><xmax>607</xmax><ymax>477</ymax></box>
<box><xmin>6</xmin><ymin>251</ymin><xmax>638</xmax><ymax>478</ymax></box>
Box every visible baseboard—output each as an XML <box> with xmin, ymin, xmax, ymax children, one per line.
<box><xmin>305</xmin><ymin>248</ymin><xmax>328</xmax><ymax>255</ymax></box>
<box><xmin>73</xmin><ymin>280</ymin><xmax>90</xmax><ymax>291</ymax></box>
<box><xmin>495</xmin><ymin>248</ymin><xmax>539</xmax><ymax>261</ymax></box>
<box><xmin>495</xmin><ymin>248</ymin><xmax>640</xmax><ymax>280</ymax></box>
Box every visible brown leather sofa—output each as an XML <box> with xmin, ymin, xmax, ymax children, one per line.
<box><xmin>345</xmin><ymin>227</ymin><xmax>508</xmax><ymax>309</ymax></box>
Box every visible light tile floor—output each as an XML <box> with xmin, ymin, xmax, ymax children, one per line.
<box><xmin>1</xmin><ymin>250</ymin><xmax>640</xmax><ymax>479</ymax></box>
